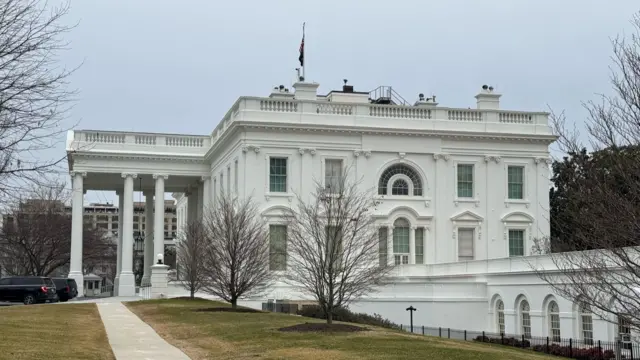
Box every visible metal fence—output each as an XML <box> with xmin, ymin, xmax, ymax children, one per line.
<box><xmin>400</xmin><ymin>325</ymin><xmax>639</xmax><ymax>360</ymax></box>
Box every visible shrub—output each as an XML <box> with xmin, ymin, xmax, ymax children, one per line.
<box><xmin>531</xmin><ymin>344</ymin><xmax>615</xmax><ymax>360</ymax></box>
<box><xmin>297</xmin><ymin>305</ymin><xmax>401</xmax><ymax>330</ymax></box>
<box><xmin>473</xmin><ymin>335</ymin><xmax>530</xmax><ymax>348</ymax></box>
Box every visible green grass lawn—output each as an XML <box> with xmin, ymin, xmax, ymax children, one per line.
<box><xmin>0</xmin><ymin>303</ymin><xmax>115</xmax><ymax>360</ymax></box>
<box><xmin>126</xmin><ymin>298</ymin><xmax>553</xmax><ymax>360</ymax></box>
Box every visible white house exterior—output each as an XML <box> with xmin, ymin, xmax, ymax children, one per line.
<box><xmin>67</xmin><ymin>80</ymin><xmax>631</xmax><ymax>344</ymax></box>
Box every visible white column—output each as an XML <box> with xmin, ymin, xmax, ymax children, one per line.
<box><xmin>142</xmin><ymin>191</ymin><xmax>154</xmax><ymax>286</ymax></box>
<box><xmin>387</xmin><ymin>225</ymin><xmax>394</xmax><ymax>266</ymax></box>
<box><xmin>202</xmin><ymin>176</ymin><xmax>211</xmax><ymax>214</ymax></box>
<box><xmin>68</xmin><ymin>171</ymin><xmax>86</xmax><ymax>297</ymax></box>
<box><xmin>153</xmin><ymin>174</ymin><xmax>167</xmax><ymax>265</ymax></box>
<box><xmin>196</xmin><ymin>182</ymin><xmax>204</xmax><ymax>219</ymax></box>
<box><xmin>409</xmin><ymin>226</ymin><xmax>416</xmax><ymax>264</ymax></box>
<box><xmin>119</xmin><ymin>172</ymin><xmax>137</xmax><ymax>297</ymax></box>
<box><xmin>115</xmin><ymin>190</ymin><xmax>124</xmax><ymax>295</ymax></box>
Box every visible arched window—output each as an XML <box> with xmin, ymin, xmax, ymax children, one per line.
<box><xmin>496</xmin><ymin>300</ymin><xmax>505</xmax><ymax>334</ymax></box>
<box><xmin>391</xmin><ymin>179</ymin><xmax>409</xmax><ymax>195</ymax></box>
<box><xmin>392</xmin><ymin>218</ymin><xmax>410</xmax><ymax>265</ymax></box>
<box><xmin>580</xmin><ymin>303</ymin><xmax>593</xmax><ymax>345</ymax></box>
<box><xmin>549</xmin><ymin>301</ymin><xmax>561</xmax><ymax>342</ymax></box>
<box><xmin>378</xmin><ymin>164</ymin><xmax>423</xmax><ymax>196</ymax></box>
<box><xmin>521</xmin><ymin>300</ymin><xmax>531</xmax><ymax>338</ymax></box>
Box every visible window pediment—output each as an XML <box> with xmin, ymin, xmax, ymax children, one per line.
<box><xmin>501</xmin><ymin>211</ymin><xmax>534</xmax><ymax>223</ymax></box>
<box><xmin>450</xmin><ymin>210</ymin><xmax>484</xmax><ymax>223</ymax></box>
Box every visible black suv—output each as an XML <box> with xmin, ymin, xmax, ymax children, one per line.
<box><xmin>0</xmin><ymin>276</ymin><xmax>58</xmax><ymax>305</ymax></box>
<box><xmin>51</xmin><ymin>278</ymin><xmax>78</xmax><ymax>302</ymax></box>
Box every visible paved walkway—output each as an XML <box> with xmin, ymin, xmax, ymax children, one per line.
<box><xmin>97</xmin><ymin>302</ymin><xmax>191</xmax><ymax>360</ymax></box>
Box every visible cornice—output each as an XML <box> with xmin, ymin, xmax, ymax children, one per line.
<box><xmin>73</xmin><ymin>152</ymin><xmax>205</xmax><ymax>163</ymax></box>
<box><xmin>235</xmin><ymin>122</ymin><xmax>558</xmax><ymax>144</ymax></box>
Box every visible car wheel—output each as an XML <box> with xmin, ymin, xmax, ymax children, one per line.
<box><xmin>23</xmin><ymin>294</ymin><xmax>36</xmax><ymax>305</ymax></box>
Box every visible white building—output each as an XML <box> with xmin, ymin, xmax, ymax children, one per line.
<box><xmin>67</xmin><ymin>80</ymin><xmax>632</xmax><ymax>344</ymax></box>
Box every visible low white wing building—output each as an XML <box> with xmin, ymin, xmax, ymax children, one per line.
<box><xmin>67</xmin><ymin>80</ymin><xmax>631</xmax><ymax>344</ymax></box>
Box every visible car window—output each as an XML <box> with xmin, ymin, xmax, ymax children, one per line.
<box><xmin>68</xmin><ymin>279</ymin><xmax>77</xmax><ymax>288</ymax></box>
<box><xmin>53</xmin><ymin>279</ymin><xmax>65</xmax><ymax>287</ymax></box>
<box><xmin>44</xmin><ymin>278</ymin><xmax>55</xmax><ymax>287</ymax></box>
<box><xmin>0</xmin><ymin>278</ymin><xmax>10</xmax><ymax>285</ymax></box>
<box><xmin>22</xmin><ymin>277</ymin><xmax>41</xmax><ymax>285</ymax></box>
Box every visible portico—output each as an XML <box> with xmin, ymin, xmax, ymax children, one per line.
<box><xmin>67</xmin><ymin>145</ymin><xmax>211</xmax><ymax>296</ymax></box>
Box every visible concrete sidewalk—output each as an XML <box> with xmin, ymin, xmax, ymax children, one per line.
<box><xmin>97</xmin><ymin>302</ymin><xmax>191</xmax><ymax>360</ymax></box>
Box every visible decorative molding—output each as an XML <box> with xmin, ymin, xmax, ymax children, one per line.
<box><xmin>298</xmin><ymin>147</ymin><xmax>317</xmax><ymax>156</ymax></box>
<box><xmin>121</xmin><ymin>172</ymin><xmax>138</xmax><ymax>179</ymax></box>
<box><xmin>433</xmin><ymin>153</ymin><xmax>450</xmax><ymax>161</ymax></box>
<box><xmin>152</xmin><ymin>174</ymin><xmax>169</xmax><ymax>180</ymax></box>
<box><xmin>363</xmin><ymin>150</ymin><xmax>372</xmax><ymax>158</ymax></box>
<box><xmin>398</xmin><ymin>152</ymin><xmax>406</xmax><ymax>162</ymax></box>
<box><xmin>241</xmin><ymin>145</ymin><xmax>261</xmax><ymax>154</ymax></box>
<box><xmin>423</xmin><ymin>225</ymin><xmax>430</xmax><ymax>232</ymax></box>
<box><xmin>534</xmin><ymin>157</ymin><xmax>552</xmax><ymax>165</ymax></box>
<box><xmin>424</xmin><ymin>199</ymin><xmax>431</xmax><ymax>208</ymax></box>
<box><xmin>484</xmin><ymin>155</ymin><xmax>501</xmax><ymax>163</ymax></box>
<box><xmin>200</xmin><ymin>175</ymin><xmax>211</xmax><ymax>182</ymax></box>
<box><xmin>454</xmin><ymin>199</ymin><xmax>480</xmax><ymax>207</ymax></box>
<box><xmin>70</xmin><ymin>171</ymin><xmax>87</xmax><ymax>177</ymax></box>
<box><xmin>353</xmin><ymin>150</ymin><xmax>361</xmax><ymax>157</ymax></box>
<box><xmin>411</xmin><ymin>225</ymin><xmax>417</xmax><ymax>230</ymax></box>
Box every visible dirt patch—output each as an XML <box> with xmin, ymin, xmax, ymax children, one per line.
<box><xmin>193</xmin><ymin>307</ymin><xmax>262</xmax><ymax>313</ymax></box>
<box><xmin>278</xmin><ymin>322</ymin><xmax>368</xmax><ymax>333</ymax></box>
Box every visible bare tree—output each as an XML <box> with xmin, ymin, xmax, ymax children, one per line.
<box><xmin>534</xmin><ymin>12</ymin><xmax>640</xmax><ymax>333</ymax></box>
<box><xmin>0</xmin><ymin>0</ymin><xmax>79</xmax><ymax>200</ymax></box>
<box><xmin>176</xmin><ymin>219</ymin><xmax>208</xmax><ymax>300</ymax></box>
<box><xmin>0</xmin><ymin>179</ymin><xmax>109</xmax><ymax>277</ymax></box>
<box><xmin>201</xmin><ymin>194</ymin><xmax>273</xmax><ymax>308</ymax></box>
<box><xmin>283</xmin><ymin>167</ymin><xmax>392</xmax><ymax>324</ymax></box>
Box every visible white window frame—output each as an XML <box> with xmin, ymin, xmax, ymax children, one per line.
<box><xmin>452</xmin><ymin>219</ymin><xmax>481</xmax><ymax>262</ymax></box>
<box><xmin>520</xmin><ymin>299</ymin><xmax>532</xmax><ymax>339</ymax></box>
<box><xmin>320</xmin><ymin>155</ymin><xmax>348</xmax><ymax>193</ymax></box>
<box><xmin>386</xmin><ymin>174</ymin><xmax>414</xmax><ymax>196</ymax></box>
<box><xmin>504</xmin><ymin>224</ymin><xmax>529</xmax><ymax>257</ymax></box>
<box><xmin>580</xmin><ymin>303</ymin><xmax>594</xmax><ymax>345</ymax></box>
<box><xmin>453</xmin><ymin>160</ymin><xmax>479</xmax><ymax>205</ymax></box>
<box><xmin>504</xmin><ymin>160</ymin><xmax>530</xmax><ymax>206</ymax></box>
<box><xmin>264</xmin><ymin>153</ymin><xmax>294</xmax><ymax>200</ymax></box>
<box><xmin>548</xmin><ymin>301</ymin><xmax>561</xmax><ymax>343</ymax></box>
<box><xmin>456</xmin><ymin>227</ymin><xmax>475</xmax><ymax>262</ymax></box>
<box><xmin>496</xmin><ymin>299</ymin><xmax>505</xmax><ymax>334</ymax></box>
<box><xmin>267</xmin><ymin>221</ymin><xmax>288</xmax><ymax>272</ymax></box>
<box><xmin>392</xmin><ymin>218</ymin><xmax>411</xmax><ymax>265</ymax></box>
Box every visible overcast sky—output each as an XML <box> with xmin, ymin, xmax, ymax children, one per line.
<box><xmin>53</xmin><ymin>0</ymin><xmax>640</xmax><ymax>204</ymax></box>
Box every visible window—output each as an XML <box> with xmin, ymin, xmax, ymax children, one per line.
<box><xmin>509</xmin><ymin>229</ymin><xmax>525</xmax><ymax>257</ymax></box>
<box><xmin>496</xmin><ymin>300</ymin><xmax>505</xmax><ymax>334</ymax></box>
<box><xmin>415</xmin><ymin>227</ymin><xmax>424</xmax><ymax>264</ymax></box>
<box><xmin>549</xmin><ymin>301</ymin><xmax>561</xmax><ymax>342</ymax></box>
<box><xmin>378</xmin><ymin>227</ymin><xmax>388</xmax><ymax>266</ymax></box>
<box><xmin>392</xmin><ymin>218</ymin><xmax>410</xmax><ymax>265</ymax></box>
<box><xmin>457</xmin><ymin>228</ymin><xmax>474</xmax><ymax>261</ymax></box>
<box><xmin>391</xmin><ymin>179</ymin><xmax>409</xmax><ymax>195</ymax></box>
<box><xmin>234</xmin><ymin>160</ymin><xmax>239</xmax><ymax>193</ymax></box>
<box><xmin>580</xmin><ymin>303</ymin><xmax>594</xmax><ymax>345</ymax></box>
<box><xmin>111</xmin><ymin>215</ymin><xmax>118</xmax><ymax>222</ymax></box>
<box><xmin>521</xmin><ymin>300</ymin><xmax>531</xmax><ymax>338</ymax></box>
<box><xmin>508</xmin><ymin>166</ymin><xmax>524</xmax><ymax>199</ymax></box>
<box><xmin>378</xmin><ymin>164</ymin><xmax>423</xmax><ymax>196</ymax></box>
<box><xmin>269</xmin><ymin>158</ymin><xmax>287</xmax><ymax>193</ymax></box>
<box><xmin>326</xmin><ymin>225</ymin><xmax>343</xmax><ymax>269</ymax></box>
<box><xmin>457</xmin><ymin>164</ymin><xmax>474</xmax><ymax>198</ymax></box>
<box><xmin>269</xmin><ymin>225</ymin><xmax>287</xmax><ymax>270</ymax></box>
<box><xmin>325</xmin><ymin>159</ymin><xmax>343</xmax><ymax>193</ymax></box>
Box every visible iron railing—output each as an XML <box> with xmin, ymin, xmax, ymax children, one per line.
<box><xmin>400</xmin><ymin>325</ymin><xmax>639</xmax><ymax>360</ymax></box>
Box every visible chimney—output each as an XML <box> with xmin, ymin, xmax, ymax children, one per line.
<box><xmin>342</xmin><ymin>79</ymin><xmax>353</xmax><ymax>93</ymax></box>
<box><xmin>475</xmin><ymin>85</ymin><xmax>501</xmax><ymax>110</ymax></box>
<box><xmin>293</xmin><ymin>81</ymin><xmax>319</xmax><ymax>101</ymax></box>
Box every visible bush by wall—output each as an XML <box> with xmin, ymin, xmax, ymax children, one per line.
<box><xmin>297</xmin><ymin>305</ymin><xmax>401</xmax><ymax>330</ymax></box>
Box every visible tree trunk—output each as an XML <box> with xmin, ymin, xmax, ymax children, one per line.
<box><xmin>327</xmin><ymin>310</ymin><xmax>333</xmax><ymax>325</ymax></box>
<box><xmin>190</xmin><ymin>288</ymin><xmax>195</xmax><ymax>299</ymax></box>
<box><xmin>231</xmin><ymin>298</ymin><xmax>237</xmax><ymax>309</ymax></box>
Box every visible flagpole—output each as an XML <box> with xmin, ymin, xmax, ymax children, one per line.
<box><xmin>302</xmin><ymin>22</ymin><xmax>306</xmax><ymax>81</ymax></box>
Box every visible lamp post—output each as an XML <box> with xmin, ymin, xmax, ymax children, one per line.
<box><xmin>406</xmin><ymin>305</ymin><xmax>417</xmax><ymax>333</ymax></box>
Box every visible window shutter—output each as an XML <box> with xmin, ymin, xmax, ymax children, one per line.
<box><xmin>458</xmin><ymin>228</ymin><xmax>474</xmax><ymax>260</ymax></box>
